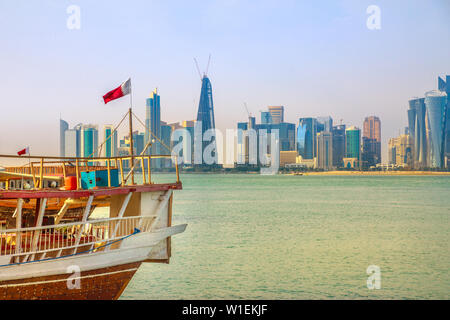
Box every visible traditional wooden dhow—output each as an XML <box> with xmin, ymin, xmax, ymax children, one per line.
<box><xmin>0</xmin><ymin>152</ymin><xmax>186</xmax><ymax>300</ymax></box>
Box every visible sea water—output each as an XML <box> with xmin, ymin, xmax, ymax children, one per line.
<box><xmin>120</xmin><ymin>174</ymin><xmax>450</xmax><ymax>299</ymax></box>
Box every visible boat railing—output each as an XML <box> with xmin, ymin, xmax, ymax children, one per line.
<box><xmin>0</xmin><ymin>215</ymin><xmax>155</xmax><ymax>260</ymax></box>
<box><xmin>0</xmin><ymin>153</ymin><xmax>180</xmax><ymax>190</ymax></box>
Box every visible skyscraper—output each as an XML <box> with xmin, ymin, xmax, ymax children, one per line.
<box><xmin>64</xmin><ymin>125</ymin><xmax>81</xmax><ymax>158</ymax></box>
<box><xmin>345</xmin><ymin>126</ymin><xmax>361</xmax><ymax>160</ymax></box>
<box><xmin>196</xmin><ymin>75</ymin><xmax>217</xmax><ymax>164</ymax></box>
<box><xmin>408</xmin><ymin>97</ymin><xmax>427</xmax><ymax>167</ymax></box>
<box><xmin>81</xmin><ymin>125</ymin><xmax>98</xmax><ymax>158</ymax></box>
<box><xmin>160</xmin><ymin>124</ymin><xmax>173</xmax><ymax>167</ymax></box>
<box><xmin>273</xmin><ymin>122</ymin><xmax>296</xmax><ymax>151</ymax></box>
<box><xmin>361</xmin><ymin>137</ymin><xmax>378</xmax><ymax>169</ymax></box>
<box><xmin>362</xmin><ymin>116</ymin><xmax>381</xmax><ymax>165</ymax></box>
<box><xmin>363</xmin><ymin>116</ymin><xmax>381</xmax><ymax>142</ymax></box>
<box><xmin>317</xmin><ymin>116</ymin><xmax>333</xmax><ymax>133</ymax></box>
<box><xmin>332</xmin><ymin>124</ymin><xmax>345</xmax><ymax>167</ymax></box>
<box><xmin>146</xmin><ymin>89</ymin><xmax>161</xmax><ymax>157</ymax></box>
<box><xmin>388</xmin><ymin>134</ymin><xmax>413</xmax><ymax>166</ymax></box>
<box><xmin>438</xmin><ymin>75</ymin><xmax>450</xmax><ymax>168</ymax></box>
<box><xmin>261</xmin><ymin>111</ymin><xmax>273</xmax><ymax>124</ymax></box>
<box><xmin>103</xmin><ymin>125</ymin><xmax>118</xmax><ymax>157</ymax></box>
<box><xmin>60</xmin><ymin>119</ymin><xmax>69</xmax><ymax>157</ymax></box>
<box><xmin>424</xmin><ymin>90</ymin><xmax>447</xmax><ymax>168</ymax></box>
<box><xmin>297</xmin><ymin>118</ymin><xmax>317</xmax><ymax>159</ymax></box>
<box><xmin>316</xmin><ymin>131</ymin><xmax>333</xmax><ymax>170</ymax></box>
<box><xmin>268</xmin><ymin>106</ymin><xmax>284</xmax><ymax>124</ymax></box>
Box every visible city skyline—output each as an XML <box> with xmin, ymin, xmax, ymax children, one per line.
<box><xmin>1</xmin><ymin>1</ymin><xmax>449</xmax><ymax>162</ymax></box>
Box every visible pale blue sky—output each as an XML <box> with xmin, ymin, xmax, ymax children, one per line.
<box><xmin>0</xmin><ymin>0</ymin><xmax>449</xmax><ymax>161</ymax></box>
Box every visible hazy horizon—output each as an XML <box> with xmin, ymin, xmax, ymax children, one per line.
<box><xmin>1</xmin><ymin>0</ymin><xmax>449</xmax><ymax>163</ymax></box>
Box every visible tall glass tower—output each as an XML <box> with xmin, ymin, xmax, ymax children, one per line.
<box><xmin>103</xmin><ymin>125</ymin><xmax>118</xmax><ymax>157</ymax></box>
<box><xmin>425</xmin><ymin>90</ymin><xmax>447</xmax><ymax>168</ymax></box>
<box><xmin>81</xmin><ymin>125</ymin><xmax>98</xmax><ymax>158</ymax></box>
<box><xmin>345</xmin><ymin>126</ymin><xmax>361</xmax><ymax>160</ymax></box>
<box><xmin>59</xmin><ymin>119</ymin><xmax>69</xmax><ymax>157</ymax></box>
<box><xmin>332</xmin><ymin>124</ymin><xmax>346</xmax><ymax>167</ymax></box>
<box><xmin>438</xmin><ymin>75</ymin><xmax>450</xmax><ymax>167</ymax></box>
<box><xmin>196</xmin><ymin>75</ymin><xmax>217</xmax><ymax>164</ymax></box>
<box><xmin>146</xmin><ymin>89</ymin><xmax>161</xmax><ymax>157</ymax></box>
<box><xmin>297</xmin><ymin>118</ymin><xmax>317</xmax><ymax>159</ymax></box>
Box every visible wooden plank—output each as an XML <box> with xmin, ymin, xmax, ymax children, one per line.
<box><xmin>71</xmin><ymin>195</ymin><xmax>94</xmax><ymax>254</ymax></box>
<box><xmin>29</xmin><ymin>198</ymin><xmax>47</xmax><ymax>261</ymax></box>
<box><xmin>54</xmin><ymin>199</ymin><xmax>72</xmax><ymax>224</ymax></box>
<box><xmin>0</xmin><ymin>182</ymin><xmax>182</xmax><ymax>199</ymax></box>
<box><xmin>167</xmin><ymin>193</ymin><xmax>173</xmax><ymax>258</ymax></box>
<box><xmin>107</xmin><ymin>160</ymin><xmax>111</xmax><ymax>187</ymax></box>
<box><xmin>39</xmin><ymin>158</ymin><xmax>44</xmax><ymax>189</ymax></box>
<box><xmin>15</xmin><ymin>198</ymin><xmax>24</xmax><ymax>258</ymax></box>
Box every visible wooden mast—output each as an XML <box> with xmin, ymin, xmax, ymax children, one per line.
<box><xmin>128</xmin><ymin>80</ymin><xmax>135</xmax><ymax>185</ymax></box>
<box><xmin>128</xmin><ymin>108</ymin><xmax>135</xmax><ymax>185</ymax></box>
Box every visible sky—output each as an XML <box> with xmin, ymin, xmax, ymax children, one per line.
<box><xmin>0</xmin><ymin>0</ymin><xmax>449</xmax><ymax>162</ymax></box>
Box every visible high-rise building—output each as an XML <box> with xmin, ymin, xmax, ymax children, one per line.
<box><xmin>437</xmin><ymin>75</ymin><xmax>450</xmax><ymax>168</ymax></box>
<box><xmin>388</xmin><ymin>134</ymin><xmax>413</xmax><ymax>166</ymax></box>
<box><xmin>408</xmin><ymin>97</ymin><xmax>428</xmax><ymax>167</ymax></box>
<box><xmin>196</xmin><ymin>75</ymin><xmax>217</xmax><ymax>164</ymax></box>
<box><xmin>160</xmin><ymin>124</ymin><xmax>173</xmax><ymax>168</ymax></box>
<box><xmin>424</xmin><ymin>90</ymin><xmax>447</xmax><ymax>168</ymax></box>
<box><xmin>134</xmin><ymin>132</ymin><xmax>145</xmax><ymax>156</ymax></box>
<box><xmin>363</xmin><ymin>116</ymin><xmax>381</xmax><ymax>142</ymax></box>
<box><xmin>362</xmin><ymin>116</ymin><xmax>381</xmax><ymax>165</ymax></box>
<box><xmin>261</xmin><ymin>111</ymin><xmax>272</xmax><ymax>124</ymax></box>
<box><xmin>146</xmin><ymin>89</ymin><xmax>161</xmax><ymax>157</ymax></box>
<box><xmin>345</xmin><ymin>126</ymin><xmax>361</xmax><ymax>160</ymax></box>
<box><xmin>272</xmin><ymin>122</ymin><xmax>295</xmax><ymax>151</ymax></box>
<box><xmin>316</xmin><ymin>131</ymin><xmax>333</xmax><ymax>170</ymax></box>
<box><xmin>81</xmin><ymin>125</ymin><xmax>98</xmax><ymax>158</ymax></box>
<box><xmin>297</xmin><ymin>118</ymin><xmax>317</xmax><ymax>159</ymax></box>
<box><xmin>332</xmin><ymin>125</ymin><xmax>345</xmax><ymax>167</ymax></box>
<box><xmin>64</xmin><ymin>126</ymin><xmax>81</xmax><ymax>158</ymax></box>
<box><xmin>317</xmin><ymin>116</ymin><xmax>333</xmax><ymax>133</ymax></box>
<box><xmin>361</xmin><ymin>137</ymin><xmax>379</xmax><ymax>169</ymax></box>
<box><xmin>103</xmin><ymin>125</ymin><xmax>118</xmax><ymax>157</ymax></box>
<box><xmin>60</xmin><ymin>119</ymin><xmax>69</xmax><ymax>157</ymax></box>
<box><xmin>268</xmin><ymin>106</ymin><xmax>284</xmax><ymax>124</ymax></box>
<box><xmin>237</xmin><ymin>122</ymin><xmax>249</xmax><ymax>165</ymax></box>
<box><xmin>236</xmin><ymin>113</ymin><xmax>295</xmax><ymax>166</ymax></box>
<box><xmin>160</xmin><ymin>124</ymin><xmax>172</xmax><ymax>154</ymax></box>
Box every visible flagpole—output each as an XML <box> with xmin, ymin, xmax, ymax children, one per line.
<box><xmin>27</xmin><ymin>146</ymin><xmax>31</xmax><ymax>189</ymax></box>
<box><xmin>128</xmin><ymin>79</ymin><xmax>135</xmax><ymax>185</ymax></box>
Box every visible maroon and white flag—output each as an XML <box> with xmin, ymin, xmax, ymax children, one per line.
<box><xmin>103</xmin><ymin>78</ymin><xmax>131</xmax><ymax>104</ymax></box>
<box><xmin>17</xmin><ymin>147</ymin><xmax>29</xmax><ymax>156</ymax></box>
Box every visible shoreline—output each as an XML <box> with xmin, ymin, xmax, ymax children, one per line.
<box><xmin>296</xmin><ymin>171</ymin><xmax>450</xmax><ymax>176</ymax></box>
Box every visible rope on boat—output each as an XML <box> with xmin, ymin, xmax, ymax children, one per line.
<box><xmin>0</xmin><ymin>227</ymin><xmax>141</xmax><ymax>268</ymax></box>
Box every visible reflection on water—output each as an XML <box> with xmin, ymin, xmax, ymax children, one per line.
<box><xmin>120</xmin><ymin>174</ymin><xmax>450</xmax><ymax>299</ymax></box>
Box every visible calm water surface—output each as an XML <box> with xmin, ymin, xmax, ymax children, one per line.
<box><xmin>120</xmin><ymin>174</ymin><xmax>450</xmax><ymax>299</ymax></box>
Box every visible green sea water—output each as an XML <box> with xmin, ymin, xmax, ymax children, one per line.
<box><xmin>120</xmin><ymin>174</ymin><xmax>450</xmax><ymax>299</ymax></box>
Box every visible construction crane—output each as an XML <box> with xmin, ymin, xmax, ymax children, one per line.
<box><xmin>243</xmin><ymin>102</ymin><xmax>252</xmax><ymax>118</ymax></box>
<box><xmin>194</xmin><ymin>54</ymin><xmax>212</xmax><ymax>81</ymax></box>
<box><xmin>243</xmin><ymin>102</ymin><xmax>255</xmax><ymax>129</ymax></box>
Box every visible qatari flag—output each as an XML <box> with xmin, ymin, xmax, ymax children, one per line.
<box><xmin>17</xmin><ymin>147</ymin><xmax>29</xmax><ymax>156</ymax></box>
<box><xmin>103</xmin><ymin>78</ymin><xmax>131</xmax><ymax>104</ymax></box>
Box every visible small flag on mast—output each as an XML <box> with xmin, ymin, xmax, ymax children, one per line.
<box><xmin>17</xmin><ymin>147</ymin><xmax>29</xmax><ymax>156</ymax></box>
<box><xmin>103</xmin><ymin>78</ymin><xmax>131</xmax><ymax>104</ymax></box>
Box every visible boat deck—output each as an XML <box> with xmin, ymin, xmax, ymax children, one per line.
<box><xmin>0</xmin><ymin>182</ymin><xmax>182</xmax><ymax>199</ymax></box>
